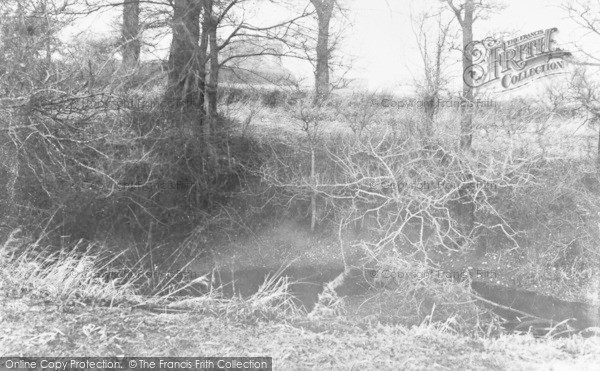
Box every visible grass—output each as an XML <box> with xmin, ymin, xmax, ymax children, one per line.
<box><xmin>2</xmin><ymin>294</ymin><xmax>600</xmax><ymax>369</ymax></box>
<box><xmin>0</xmin><ymin>231</ymin><xmax>139</xmax><ymax>305</ymax></box>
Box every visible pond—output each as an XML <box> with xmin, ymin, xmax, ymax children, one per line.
<box><xmin>193</xmin><ymin>265</ymin><xmax>346</xmax><ymax>311</ymax></box>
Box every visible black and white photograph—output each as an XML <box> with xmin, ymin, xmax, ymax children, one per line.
<box><xmin>1</xmin><ymin>0</ymin><xmax>600</xmax><ymax>369</ymax></box>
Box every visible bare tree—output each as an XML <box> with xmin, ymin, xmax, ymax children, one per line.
<box><xmin>444</xmin><ymin>0</ymin><xmax>474</xmax><ymax>150</ymax></box>
<box><xmin>309</xmin><ymin>0</ymin><xmax>334</xmax><ymax>104</ymax></box>
<box><xmin>411</xmin><ymin>8</ymin><xmax>453</xmax><ymax>137</ymax></box>
<box><xmin>441</xmin><ymin>0</ymin><xmax>503</xmax><ymax>251</ymax></box>
<box><xmin>443</xmin><ymin>0</ymin><xmax>503</xmax><ymax>149</ymax></box>
<box><xmin>569</xmin><ymin>67</ymin><xmax>600</xmax><ymax>168</ymax></box>
<box><xmin>165</xmin><ymin>0</ymin><xmax>203</xmax><ymax>109</ymax></box>
<box><xmin>203</xmin><ymin>0</ymin><xmax>218</xmax><ymax>134</ymax></box>
<box><xmin>561</xmin><ymin>0</ymin><xmax>600</xmax><ymax>167</ymax></box>
<box><xmin>77</xmin><ymin>0</ymin><xmax>313</xmax><ymax>134</ymax></box>
<box><xmin>440</xmin><ymin>0</ymin><xmax>476</xmax><ymax>250</ymax></box>
<box><xmin>304</xmin><ymin>0</ymin><xmax>352</xmax><ymax>105</ymax></box>
<box><xmin>165</xmin><ymin>0</ymin><xmax>313</xmax><ymax>110</ymax></box>
<box><xmin>561</xmin><ymin>0</ymin><xmax>600</xmax><ymax>67</ymax></box>
<box><xmin>122</xmin><ymin>0</ymin><xmax>141</xmax><ymax>69</ymax></box>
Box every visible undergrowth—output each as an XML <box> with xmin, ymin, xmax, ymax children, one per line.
<box><xmin>0</xmin><ymin>229</ymin><xmax>306</xmax><ymax>324</ymax></box>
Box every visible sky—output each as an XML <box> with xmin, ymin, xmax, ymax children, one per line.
<box><xmin>336</xmin><ymin>0</ymin><xmax>593</xmax><ymax>95</ymax></box>
<box><xmin>71</xmin><ymin>0</ymin><xmax>598</xmax><ymax>97</ymax></box>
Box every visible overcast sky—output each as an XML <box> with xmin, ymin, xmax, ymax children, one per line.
<box><xmin>339</xmin><ymin>0</ymin><xmax>592</xmax><ymax>95</ymax></box>
<box><xmin>75</xmin><ymin>0</ymin><xmax>597</xmax><ymax>96</ymax></box>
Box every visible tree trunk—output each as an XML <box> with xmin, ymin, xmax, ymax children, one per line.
<box><xmin>203</xmin><ymin>0</ymin><xmax>218</xmax><ymax>162</ymax></box>
<box><xmin>198</xmin><ymin>3</ymin><xmax>209</xmax><ymax>118</ymax></box>
<box><xmin>460</xmin><ymin>0</ymin><xmax>474</xmax><ymax>151</ymax></box>
<box><xmin>597</xmin><ymin>116</ymin><xmax>600</xmax><ymax>172</ymax></box>
<box><xmin>205</xmin><ymin>0</ymin><xmax>218</xmax><ymax>130</ymax></box>
<box><xmin>310</xmin><ymin>148</ymin><xmax>317</xmax><ymax>233</ymax></box>
<box><xmin>165</xmin><ymin>0</ymin><xmax>202</xmax><ymax>109</ymax></box>
<box><xmin>423</xmin><ymin>92</ymin><xmax>436</xmax><ymax>137</ymax></box>
<box><xmin>311</xmin><ymin>0</ymin><xmax>334</xmax><ymax>105</ymax></box>
<box><xmin>424</xmin><ymin>25</ymin><xmax>446</xmax><ymax>138</ymax></box>
<box><xmin>451</xmin><ymin>0</ymin><xmax>475</xmax><ymax>250</ymax></box>
<box><xmin>122</xmin><ymin>0</ymin><xmax>141</xmax><ymax>70</ymax></box>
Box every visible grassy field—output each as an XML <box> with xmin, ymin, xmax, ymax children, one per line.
<box><xmin>2</xmin><ymin>295</ymin><xmax>600</xmax><ymax>370</ymax></box>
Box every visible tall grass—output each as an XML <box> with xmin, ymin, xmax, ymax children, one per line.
<box><xmin>0</xmin><ymin>230</ymin><xmax>305</xmax><ymax>322</ymax></box>
<box><xmin>167</xmin><ymin>268</ymin><xmax>303</xmax><ymax>322</ymax></box>
<box><xmin>0</xmin><ymin>231</ymin><xmax>139</xmax><ymax>304</ymax></box>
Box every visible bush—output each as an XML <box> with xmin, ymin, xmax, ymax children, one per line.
<box><xmin>261</xmin><ymin>89</ymin><xmax>288</xmax><ymax>107</ymax></box>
